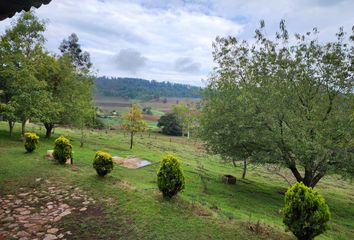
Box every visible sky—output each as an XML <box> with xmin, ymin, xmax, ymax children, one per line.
<box><xmin>0</xmin><ymin>0</ymin><xmax>353</xmax><ymax>86</ymax></box>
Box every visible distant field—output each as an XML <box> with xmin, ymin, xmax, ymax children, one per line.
<box><xmin>95</xmin><ymin>96</ymin><xmax>201</xmax><ymax>129</ymax></box>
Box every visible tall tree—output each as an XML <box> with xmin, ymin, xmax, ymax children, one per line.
<box><xmin>122</xmin><ymin>104</ymin><xmax>147</xmax><ymax>149</ymax></box>
<box><xmin>58</xmin><ymin>33</ymin><xmax>95</xmax><ymax>144</ymax></box>
<box><xmin>35</xmin><ymin>53</ymin><xmax>65</xmax><ymax>138</ymax></box>
<box><xmin>200</xmin><ymin>21</ymin><xmax>354</xmax><ymax>187</ymax></box>
<box><xmin>59</xmin><ymin>33</ymin><xmax>92</xmax><ymax>72</ymax></box>
<box><xmin>173</xmin><ymin>103</ymin><xmax>191</xmax><ymax>138</ymax></box>
<box><xmin>0</xmin><ymin>11</ymin><xmax>47</xmax><ymax>135</ymax></box>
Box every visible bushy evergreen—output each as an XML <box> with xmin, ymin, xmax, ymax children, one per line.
<box><xmin>157</xmin><ymin>154</ymin><xmax>185</xmax><ymax>199</ymax></box>
<box><xmin>282</xmin><ymin>182</ymin><xmax>331</xmax><ymax>240</ymax></box>
<box><xmin>24</xmin><ymin>132</ymin><xmax>39</xmax><ymax>152</ymax></box>
<box><xmin>53</xmin><ymin>136</ymin><xmax>73</xmax><ymax>164</ymax></box>
<box><xmin>93</xmin><ymin>151</ymin><xmax>113</xmax><ymax>177</ymax></box>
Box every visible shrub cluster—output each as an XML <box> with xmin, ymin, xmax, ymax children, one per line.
<box><xmin>93</xmin><ymin>151</ymin><xmax>113</xmax><ymax>176</ymax></box>
<box><xmin>157</xmin><ymin>154</ymin><xmax>185</xmax><ymax>199</ymax></box>
<box><xmin>53</xmin><ymin>136</ymin><xmax>73</xmax><ymax>164</ymax></box>
<box><xmin>282</xmin><ymin>182</ymin><xmax>331</xmax><ymax>240</ymax></box>
<box><xmin>24</xmin><ymin>132</ymin><xmax>39</xmax><ymax>153</ymax></box>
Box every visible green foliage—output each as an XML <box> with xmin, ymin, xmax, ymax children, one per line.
<box><xmin>59</xmin><ymin>33</ymin><xmax>92</xmax><ymax>71</ymax></box>
<box><xmin>0</xmin><ymin>11</ymin><xmax>48</xmax><ymax>134</ymax></box>
<box><xmin>53</xmin><ymin>136</ymin><xmax>73</xmax><ymax>164</ymax></box>
<box><xmin>157</xmin><ymin>154</ymin><xmax>185</xmax><ymax>199</ymax></box>
<box><xmin>201</xmin><ymin>21</ymin><xmax>354</xmax><ymax>187</ymax></box>
<box><xmin>96</xmin><ymin>76</ymin><xmax>202</xmax><ymax>100</ymax></box>
<box><xmin>157</xmin><ymin>113</ymin><xmax>182</xmax><ymax>136</ymax></box>
<box><xmin>0</xmin><ymin>13</ymin><xmax>94</xmax><ymax>138</ymax></box>
<box><xmin>282</xmin><ymin>182</ymin><xmax>331</xmax><ymax>240</ymax></box>
<box><xmin>172</xmin><ymin>103</ymin><xmax>199</xmax><ymax>138</ymax></box>
<box><xmin>93</xmin><ymin>151</ymin><xmax>114</xmax><ymax>177</ymax></box>
<box><xmin>122</xmin><ymin>104</ymin><xmax>147</xmax><ymax>149</ymax></box>
<box><xmin>24</xmin><ymin>132</ymin><xmax>39</xmax><ymax>153</ymax></box>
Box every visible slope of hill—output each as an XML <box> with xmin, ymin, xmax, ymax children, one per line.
<box><xmin>95</xmin><ymin>76</ymin><xmax>203</xmax><ymax>100</ymax></box>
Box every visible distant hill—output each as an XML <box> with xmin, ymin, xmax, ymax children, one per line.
<box><xmin>95</xmin><ymin>76</ymin><xmax>203</xmax><ymax>100</ymax></box>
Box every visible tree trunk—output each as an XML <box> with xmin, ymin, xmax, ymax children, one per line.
<box><xmin>21</xmin><ymin>119</ymin><xmax>26</xmax><ymax>135</ymax></box>
<box><xmin>232</xmin><ymin>159</ymin><xmax>237</xmax><ymax>167</ymax></box>
<box><xmin>80</xmin><ymin>128</ymin><xmax>84</xmax><ymax>147</ymax></box>
<box><xmin>8</xmin><ymin>121</ymin><xmax>15</xmax><ymax>137</ymax></box>
<box><xmin>130</xmin><ymin>132</ymin><xmax>134</xmax><ymax>149</ymax></box>
<box><xmin>288</xmin><ymin>162</ymin><xmax>325</xmax><ymax>188</ymax></box>
<box><xmin>242</xmin><ymin>158</ymin><xmax>247</xmax><ymax>179</ymax></box>
<box><xmin>44</xmin><ymin>122</ymin><xmax>54</xmax><ymax>138</ymax></box>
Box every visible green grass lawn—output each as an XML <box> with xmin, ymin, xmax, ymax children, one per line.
<box><xmin>0</xmin><ymin>122</ymin><xmax>353</xmax><ymax>239</ymax></box>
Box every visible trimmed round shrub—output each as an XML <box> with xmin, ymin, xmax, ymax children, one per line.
<box><xmin>157</xmin><ymin>154</ymin><xmax>185</xmax><ymax>199</ymax></box>
<box><xmin>93</xmin><ymin>151</ymin><xmax>114</xmax><ymax>177</ymax></box>
<box><xmin>24</xmin><ymin>132</ymin><xmax>39</xmax><ymax>153</ymax></box>
<box><xmin>53</xmin><ymin>136</ymin><xmax>73</xmax><ymax>164</ymax></box>
<box><xmin>282</xmin><ymin>182</ymin><xmax>331</xmax><ymax>240</ymax></box>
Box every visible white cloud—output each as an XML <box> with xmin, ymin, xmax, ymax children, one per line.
<box><xmin>0</xmin><ymin>0</ymin><xmax>353</xmax><ymax>86</ymax></box>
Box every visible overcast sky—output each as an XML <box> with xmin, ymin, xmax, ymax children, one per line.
<box><xmin>0</xmin><ymin>0</ymin><xmax>353</xmax><ymax>86</ymax></box>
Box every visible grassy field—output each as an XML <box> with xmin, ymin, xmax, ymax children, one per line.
<box><xmin>95</xmin><ymin>96</ymin><xmax>200</xmax><ymax>131</ymax></box>
<box><xmin>0</xmin><ymin>122</ymin><xmax>353</xmax><ymax>239</ymax></box>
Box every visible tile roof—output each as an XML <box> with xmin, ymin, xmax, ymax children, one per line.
<box><xmin>0</xmin><ymin>0</ymin><xmax>51</xmax><ymax>21</ymax></box>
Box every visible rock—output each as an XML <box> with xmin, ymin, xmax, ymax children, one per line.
<box><xmin>79</xmin><ymin>207</ymin><xmax>87</xmax><ymax>212</ymax></box>
<box><xmin>47</xmin><ymin>228</ymin><xmax>59</xmax><ymax>234</ymax></box>
<box><xmin>18</xmin><ymin>192</ymin><xmax>30</xmax><ymax>197</ymax></box>
<box><xmin>14</xmin><ymin>207</ymin><xmax>27</xmax><ymax>212</ymax></box>
<box><xmin>46</xmin><ymin>150</ymin><xmax>54</xmax><ymax>158</ymax></box>
<box><xmin>1</xmin><ymin>216</ymin><xmax>14</xmax><ymax>222</ymax></box>
<box><xmin>24</xmin><ymin>223</ymin><xmax>35</xmax><ymax>228</ymax></box>
<box><xmin>20</xmin><ymin>210</ymin><xmax>31</xmax><ymax>215</ymax></box>
<box><xmin>44</xmin><ymin>234</ymin><xmax>58</xmax><ymax>240</ymax></box>
<box><xmin>35</xmin><ymin>178</ymin><xmax>42</xmax><ymax>182</ymax></box>
<box><xmin>17</xmin><ymin>230</ymin><xmax>30</xmax><ymax>237</ymax></box>
<box><xmin>60</xmin><ymin>210</ymin><xmax>71</xmax><ymax>217</ymax></box>
<box><xmin>8</xmin><ymin>223</ymin><xmax>19</xmax><ymax>229</ymax></box>
<box><xmin>53</xmin><ymin>216</ymin><xmax>62</xmax><ymax>222</ymax></box>
<box><xmin>82</xmin><ymin>201</ymin><xmax>89</xmax><ymax>205</ymax></box>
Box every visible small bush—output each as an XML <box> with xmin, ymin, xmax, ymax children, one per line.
<box><xmin>282</xmin><ymin>182</ymin><xmax>331</xmax><ymax>240</ymax></box>
<box><xmin>53</xmin><ymin>136</ymin><xmax>73</xmax><ymax>164</ymax></box>
<box><xmin>93</xmin><ymin>151</ymin><xmax>113</xmax><ymax>177</ymax></box>
<box><xmin>157</xmin><ymin>154</ymin><xmax>185</xmax><ymax>199</ymax></box>
<box><xmin>24</xmin><ymin>132</ymin><xmax>39</xmax><ymax>152</ymax></box>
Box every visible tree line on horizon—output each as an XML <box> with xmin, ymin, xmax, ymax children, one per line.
<box><xmin>95</xmin><ymin>76</ymin><xmax>203</xmax><ymax>100</ymax></box>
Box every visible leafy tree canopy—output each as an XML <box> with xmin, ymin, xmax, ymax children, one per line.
<box><xmin>200</xmin><ymin>20</ymin><xmax>354</xmax><ymax>187</ymax></box>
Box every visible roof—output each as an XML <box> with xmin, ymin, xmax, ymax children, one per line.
<box><xmin>0</xmin><ymin>0</ymin><xmax>52</xmax><ymax>21</ymax></box>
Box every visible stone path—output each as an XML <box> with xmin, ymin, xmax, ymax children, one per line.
<box><xmin>0</xmin><ymin>178</ymin><xmax>95</xmax><ymax>240</ymax></box>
